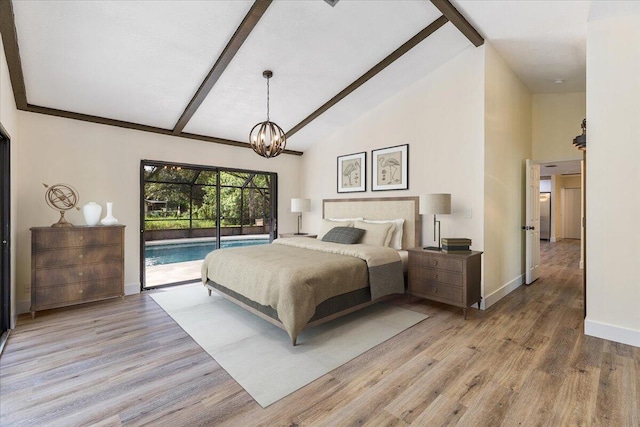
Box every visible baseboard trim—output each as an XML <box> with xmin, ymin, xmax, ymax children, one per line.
<box><xmin>585</xmin><ymin>319</ymin><xmax>640</xmax><ymax>348</ymax></box>
<box><xmin>125</xmin><ymin>283</ymin><xmax>141</xmax><ymax>295</ymax></box>
<box><xmin>480</xmin><ymin>274</ymin><xmax>524</xmax><ymax>310</ymax></box>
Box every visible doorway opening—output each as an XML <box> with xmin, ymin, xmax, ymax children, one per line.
<box><xmin>1</xmin><ymin>124</ymin><xmax>11</xmax><ymax>350</ymax></box>
<box><xmin>140</xmin><ymin>160</ymin><xmax>277</xmax><ymax>289</ymax></box>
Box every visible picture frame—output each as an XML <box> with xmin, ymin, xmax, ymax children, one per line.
<box><xmin>372</xmin><ymin>144</ymin><xmax>409</xmax><ymax>191</ymax></box>
<box><xmin>337</xmin><ymin>152</ymin><xmax>366</xmax><ymax>193</ymax></box>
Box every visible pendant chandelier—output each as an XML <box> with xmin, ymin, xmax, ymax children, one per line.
<box><xmin>249</xmin><ymin>70</ymin><xmax>287</xmax><ymax>158</ymax></box>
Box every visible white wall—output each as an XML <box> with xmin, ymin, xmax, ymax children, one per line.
<box><xmin>15</xmin><ymin>112</ymin><xmax>301</xmax><ymax>311</ymax></box>
<box><xmin>585</xmin><ymin>13</ymin><xmax>640</xmax><ymax>347</ymax></box>
<box><xmin>301</xmin><ymin>45</ymin><xmax>485</xmax><ymax>254</ymax></box>
<box><xmin>483</xmin><ymin>43</ymin><xmax>532</xmax><ymax>307</ymax></box>
<box><xmin>0</xmin><ymin>36</ymin><xmax>19</xmax><ymax>327</ymax></box>
<box><xmin>532</xmin><ymin>92</ymin><xmax>585</xmax><ymax>162</ymax></box>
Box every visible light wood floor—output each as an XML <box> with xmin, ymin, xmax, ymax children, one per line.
<box><xmin>1</xmin><ymin>240</ymin><xmax>638</xmax><ymax>426</ymax></box>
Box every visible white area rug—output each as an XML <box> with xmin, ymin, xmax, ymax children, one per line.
<box><xmin>150</xmin><ymin>285</ymin><xmax>428</xmax><ymax>407</ymax></box>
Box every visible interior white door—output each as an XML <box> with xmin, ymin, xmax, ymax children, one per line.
<box><xmin>564</xmin><ymin>188</ymin><xmax>582</xmax><ymax>239</ymax></box>
<box><xmin>525</xmin><ymin>159</ymin><xmax>541</xmax><ymax>284</ymax></box>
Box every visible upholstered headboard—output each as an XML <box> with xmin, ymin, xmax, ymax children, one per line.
<box><xmin>322</xmin><ymin>197</ymin><xmax>420</xmax><ymax>249</ymax></box>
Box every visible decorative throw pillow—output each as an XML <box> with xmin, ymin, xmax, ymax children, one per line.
<box><xmin>354</xmin><ymin>220</ymin><xmax>395</xmax><ymax>247</ymax></box>
<box><xmin>317</xmin><ymin>219</ymin><xmax>352</xmax><ymax>239</ymax></box>
<box><xmin>363</xmin><ymin>218</ymin><xmax>405</xmax><ymax>249</ymax></box>
<box><xmin>321</xmin><ymin>227</ymin><xmax>365</xmax><ymax>244</ymax></box>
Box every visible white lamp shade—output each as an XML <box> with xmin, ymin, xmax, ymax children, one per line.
<box><xmin>419</xmin><ymin>194</ymin><xmax>451</xmax><ymax>215</ymax></box>
<box><xmin>291</xmin><ymin>198</ymin><xmax>311</xmax><ymax>213</ymax></box>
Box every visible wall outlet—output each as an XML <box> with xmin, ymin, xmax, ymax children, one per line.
<box><xmin>464</xmin><ymin>208</ymin><xmax>473</xmax><ymax>219</ymax></box>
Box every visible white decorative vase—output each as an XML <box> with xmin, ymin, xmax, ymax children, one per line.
<box><xmin>82</xmin><ymin>202</ymin><xmax>102</xmax><ymax>226</ymax></box>
<box><xmin>100</xmin><ymin>202</ymin><xmax>118</xmax><ymax>226</ymax></box>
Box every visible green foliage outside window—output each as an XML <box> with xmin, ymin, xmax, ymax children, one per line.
<box><xmin>143</xmin><ymin>165</ymin><xmax>272</xmax><ymax>231</ymax></box>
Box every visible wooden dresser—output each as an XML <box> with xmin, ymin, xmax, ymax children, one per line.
<box><xmin>30</xmin><ymin>225</ymin><xmax>125</xmax><ymax>317</ymax></box>
<box><xmin>407</xmin><ymin>248</ymin><xmax>482</xmax><ymax>319</ymax></box>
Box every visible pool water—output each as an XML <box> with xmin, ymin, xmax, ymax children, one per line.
<box><xmin>145</xmin><ymin>238</ymin><xmax>270</xmax><ymax>266</ymax></box>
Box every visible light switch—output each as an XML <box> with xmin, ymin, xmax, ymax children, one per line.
<box><xmin>464</xmin><ymin>208</ymin><xmax>472</xmax><ymax>219</ymax></box>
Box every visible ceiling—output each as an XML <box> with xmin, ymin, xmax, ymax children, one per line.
<box><xmin>4</xmin><ymin>1</ymin><xmax>636</xmax><ymax>154</ymax></box>
<box><xmin>540</xmin><ymin>160</ymin><xmax>582</xmax><ymax>177</ymax></box>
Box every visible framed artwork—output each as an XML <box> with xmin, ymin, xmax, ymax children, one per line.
<box><xmin>372</xmin><ymin>144</ymin><xmax>409</xmax><ymax>191</ymax></box>
<box><xmin>337</xmin><ymin>152</ymin><xmax>366</xmax><ymax>193</ymax></box>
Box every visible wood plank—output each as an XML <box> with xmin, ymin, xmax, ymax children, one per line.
<box><xmin>285</xmin><ymin>15</ymin><xmax>449</xmax><ymax>138</ymax></box>
<box><xmin>430</xmin><ymin>0</ymin><xmax>484</xmax><ymax>47</ymax></box>
<box><xmin>0</xmin><ymin>0</ymin><xmax>27</xmax><ymax>109</ymax></box>
<box><xmin>1</xmin><ymin>239</ymin><xmax>638</xmax><ymax>425</ymax></box>
<box><xmin>172</xmin><ymin>0</ymin><xmax>272</xmax><ymax>134</ymax></box>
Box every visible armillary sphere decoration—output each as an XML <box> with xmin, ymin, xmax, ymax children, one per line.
<box><xmin>43</xmin><ymin>183</ymin><xmax>80</xmax><ymax>227</ymax></box>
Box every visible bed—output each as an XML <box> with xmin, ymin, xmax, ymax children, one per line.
<box><xmin>201</xmin><ymin>196</ymin><xmax>421</xmax><ymax>345</ymax></box>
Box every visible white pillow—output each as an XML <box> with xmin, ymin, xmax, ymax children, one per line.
<box><xmin>327</xmin><ymin>217</ymin><xmax>363</xmax><ymax>223</ymax></box>
<box><xmin>363</xmin><ymin>219</ymin><xmax>405</xmax><ymax>250</ymax></box>
<box><xmin>354</xmin><ymin>220</ymin><xmax>395</xmax><ymax>247</ymax></box>
<box><xmin>317</xmin><ymin>219</ymin><xmax>352</xmax><ymax>239</ymax></box>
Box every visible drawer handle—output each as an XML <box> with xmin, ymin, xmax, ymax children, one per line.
<box><xmin>433</xmin><ymin>273</ymin><xmax>438</xmax><ymax>280</ymax></box>
<box><xmin>79</xmin><ymin>289</ymin><xmax>83</xmax><ymax>294</ymax></box>
<box><xmin>78</xmin><ymin>254</ymin><xmax>84</xmax><ymax>259</ymax></box>
<box><xmin>79</xmin><ymin>236</ymin><xmax>84</xmax><ymax>241</ymax></box>
<box><xmin>432</xmin><ymin>259</ymin><xmax>438</xmax><ymax>266</ymax></box>
<box><xmin>78</xmin><ymin>272</ymin><xmax>84</xmax><ymax>277</ymax></box>
<box><xmin>432</xmin><ymin>287</ymin><xmax>438</xmax><ymax>294</ymax></box>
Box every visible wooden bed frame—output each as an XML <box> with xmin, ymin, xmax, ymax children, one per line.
<box><xmin>205</xmin><ymin>196</ymin><xmax>421</xmax><ymax>345</ymax></box>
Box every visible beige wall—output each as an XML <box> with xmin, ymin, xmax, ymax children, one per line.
<box><xmin>585</xmin><ymin>13</ymin><xmax>640</xmax><ymax>347</ymax></box>
<box><xmin>301</xmin><ymin>45</ymin><xmax>485</xmax><ymax>257</ymax></box>
<box><xmin>483</xmin><ymin>43</ymin><xmax>532</xmax><ymax>306</ymax></box>
<box><xmin>1</xmin><ymin>36</ymin><xmax>19</xmax><ymax>327</ymax></box>
<box><xmin>14</xmin><ymin>112</ymin><xmax>301</xmax><ymax>311</ymax></box>
<box><xmin>532</xmin><ymin>92</ymin><xmax>585</xmax><ymax>162</ymax></box>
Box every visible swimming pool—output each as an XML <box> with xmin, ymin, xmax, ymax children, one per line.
<box><xmin>145</xmin><ymin>238</ymin><xmax>270</xmax><ymax>266</ymax></box>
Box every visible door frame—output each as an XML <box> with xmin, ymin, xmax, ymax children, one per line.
<box><xmin>0</xmin><ymin>123</ymin><xmax>11</xmax><ymax>350</ymax></box>
<box><xmin>525</xmin><ymin>159</ymin><xmax>541</xmax><ymax>285</ymax></box>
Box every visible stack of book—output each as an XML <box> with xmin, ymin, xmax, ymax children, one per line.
<box><xmin>441</xmin><ymin>238</ymin><xmax>472</xmax><ymax>254</ymax></box>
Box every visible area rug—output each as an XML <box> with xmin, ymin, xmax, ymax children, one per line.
<box><xmin>150</xmin><ymin>285</ymin><xmax>428</xmax><ymax>407</ymax></box>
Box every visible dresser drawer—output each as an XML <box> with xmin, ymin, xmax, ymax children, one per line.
<box><xmin>35</xmin><ymin>279</ymin><xmax>122</xmax><ymax>309</ymax></box>
<box><xmin>410</xmin><ymin>266</ymin><xmax>463</xmax><ymax>287</ymax></box>
<box><xmin>32</xmin><ymin>227</ymin><xmax>122</xmax><ymax>249</ymax></box>
<box><xmin>409</xmin><ymin>254</ymin><xmax>463</xmax><ymax>273</ymax></box>
<box><xmin>409</xmin><ymin>281</ymin><xmax>463</xmax><ymax>304</ymax></box>
<box><xmin>35</xmin><ymin>262</ymin><xmax>123</xmax><ymax>287</ymax></box>
<box><xmin>34</xmin><ymin>245</ymin><xmax>122</xmax><ymax>269</ymax></box>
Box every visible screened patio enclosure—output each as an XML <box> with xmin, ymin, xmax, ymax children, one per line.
<box><xmin>140</xmin><ymin>160</ymin><xmax>277</xmax><ymax>289</ymax></box>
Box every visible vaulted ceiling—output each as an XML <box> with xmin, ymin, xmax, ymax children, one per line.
<box><xmin>1</xmin><ymin>0</ymin><xmax>606</xmax><ymax>155</ymax></box>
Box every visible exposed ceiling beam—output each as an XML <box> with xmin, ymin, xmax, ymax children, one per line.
<box><xmin>430</xmin><ymin>0</ymin><xmax>484</xmax><ymax>47</ymax></box>
<box><xmin>172</xmin><ymin>0</ymin><xmax>272</xmax><ymax>135</ymax></box>
<box><xmin>286</xmin><ymin>15</ymin><xmax>449</xmax><ymax>139</ymax></box>
<box><xmin>24</xmin><ymin>104</ymin><xmax>303</xmax><ymax>156</ymax></box>
<box><xmin>0</xmin><ymin>0</ymin><xmax>28</xmax><ymax>109</ymax></box>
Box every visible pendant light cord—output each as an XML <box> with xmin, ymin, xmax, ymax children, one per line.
<box><xmin>266</xmin><ymin>76</ymin><xmax>270</xmax><ymax>121</ymax></box>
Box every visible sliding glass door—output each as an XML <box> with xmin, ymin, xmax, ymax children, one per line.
<box><xmin>140</xmin><ymin>160</ymin><xmax>277</xmax><ymax>289</ymax></box>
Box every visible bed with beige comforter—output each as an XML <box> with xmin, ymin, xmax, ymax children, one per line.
<box><xmin>201</xmin><ymin>237</ymin><xmax>404</xmax><ymax>343</ymax></box>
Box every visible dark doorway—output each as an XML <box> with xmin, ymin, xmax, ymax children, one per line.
<box><xmin>1</xmin><ymin>123</ymin><xmax>11</xmax><ymax>351</ymax></box>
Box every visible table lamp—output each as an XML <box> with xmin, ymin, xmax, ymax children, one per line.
<box><xmin>291</xmin><ymin>198</ymin><xmax>311</xmax><ymax>235</ymax></box>
<box><xmin>419</xmin><ymin>193</ymin><xmax>451</xmax><ymax>250</ymax></box>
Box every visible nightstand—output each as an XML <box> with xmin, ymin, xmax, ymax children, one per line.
<box><xmin>407</xmin><ymin>248</ymin><xmax>482</xmax><ymax>319</ymax></box>
<box><xmin>278</xmin><ymin>233</ymin><xmax>318</xmax><ymax>239</ymax></box>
